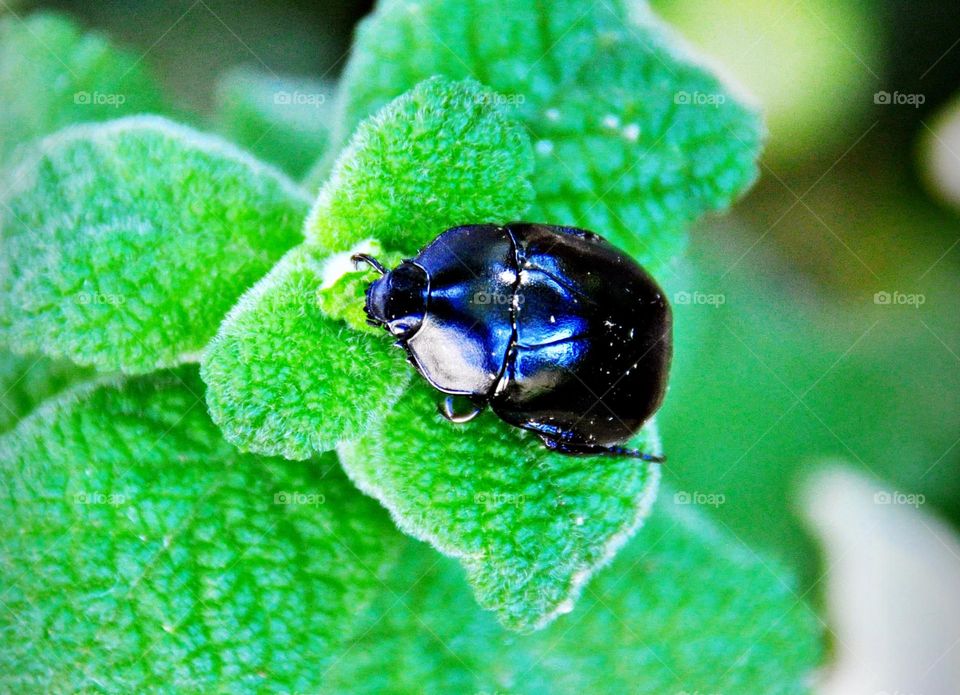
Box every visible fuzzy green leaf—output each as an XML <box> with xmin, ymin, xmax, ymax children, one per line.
<box><xmin>338</xmin><ymin>382</ymin><xmax>662</xmax><ymax>631</ymax></box>
<box><xmin>305</xmin><ymin>75</ymin><xmax>534</xmax><ymax>256</ymax></box>
<box><xmin>0</xmin><ymin>12</ymin><xmax>166</xmax><ymax>159</ymax></box>
<box><xmin>0</xmin><ymin>116</ymin><xmax>308</xmax><ymax>373</ymax></box>
<box><xmin>0</xmin><ymin>368</ymin><xmax>402</xmax><ymax>692</ymax></box>
<box><xmin>201</xmin><ymin>77</ymin><xmax>535</xmax><ymax>459</ymax></box>
<box><xmin>214</xmin><ymin>66</ymin><xmax>333</xmax><ymax>179</ymax></box>
<box><xmin>0</xmin><ymin>349</ymin><xmax>91</xmax><ymax>432</ymax></box>
<box><xmin>323</xmin><ymin>495</ymin><xmax>822</xmax><ymax>693</ymax></box>
<box><xmin>201</xmin><ymin>245</ymin><xmax>413</xmax><ymax>460</ymax></box>
<box><xmin>321</xmin><ymin>0</ymin><xmax>763</xmax><ymax>270</ymax></box>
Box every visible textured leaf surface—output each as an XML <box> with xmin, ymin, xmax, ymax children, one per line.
<box><xmin>202</xmin><ymin>245</ymin><xmax>413</xmax><ymax>460</ymax></box>
<box><xmin>322</xmin><ymin>495</ymin><xmax>822</xmax><ymax>694</ymax></box>
<box><xmin>339</xmin><ymin>382</ymin><xmax>662</xmax><ymax>631</ymax></box>
<box><xmin>214</xmin><ymin>66</ymin><xmax>333</xmax><ymax>179</ymax></box>
<box><xmin>0</xmin><ymin>12</ymin><xmax>165</xmax><ymax>159</ymax></box>
<box><xmin>323</xmin><ymin>0</ymin><xmax>763</xmax><ymax>270</ymax></box>
<box><xmin>0</xmin><ymin>116</ymin><xmax>308</xmax><ymax>373</ymax></box>
<box><xmin>0</xmin><ymin>349</ymin><xmax>91</xmax><ymax>432</ymax></box>
<box><xmin>305</xmin><ymin>76</ymin><xmax>534</xmax><ymax>256</ymax></box>
<box><xmin>0</xmin><ymin>368</ymin><xmax>402</xmax><ymax>692</ymax></box>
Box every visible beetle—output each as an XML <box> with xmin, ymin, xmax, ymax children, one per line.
<box><xmin>352</xmin><ymin>223</ymin><xmax>672</xmax><ymax>460</ymax></box>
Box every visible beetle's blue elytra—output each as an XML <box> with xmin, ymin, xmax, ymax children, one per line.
<box><xmin>353</xmin><ymin>223</ymin><xmax>672</xmax><ymax>460</ymax></box>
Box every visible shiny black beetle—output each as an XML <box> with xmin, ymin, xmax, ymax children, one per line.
<box><xmin>353</xmin><ymin>223</ymin><xmax>672</xmax><ymax>460</ymax></box>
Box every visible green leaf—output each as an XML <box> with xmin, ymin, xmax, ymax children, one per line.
<box><xmin>338</xmin><ymin>382</ymin><xmax>662</xmax><ymax>631</ymax></box>
<box><xmin>0</xmin><ymin>349</ymin><xmax>92</xmax><ymax>432</ymax></box>
<box><xmin>214</xmin><ymin>66</ymin><xmax>333</xmax><ymax>179</ymax></box>
<box><xmin>201</xmin><ymin>244</ymin><xmax>413</xmax><ymax>460</ymax></box>
<box><xmin>323</xmin><ymin>494</ymin><xmax>822</xmax><ymax>693</ymax></box>
<box><xmin>306</xmin><ymin>75</ymin><xmax>534</xmax><ymax>256</ymax></box>
<box><xmin>0</xmin><ymin>368</ymin><xmax>403</xmax><ymax>692</ymax></box>
<box><xmin>201</xmin><ymin>77</ymin><xmax>534</xmax><ymax>458</ymax></box>
<box><xmin>0</xmin><ymin>12</ymin><xmax>166</xmax><ymax>159</ymax></box>
<box><xmin>0</xmin><ymin>115</ymin><xmax>308</xmax><ymax>373</ymax></box>
<box><xmin>321</xmin><ymin>0</ymin><xmax>763</xmax><ymax>270</ymax></box>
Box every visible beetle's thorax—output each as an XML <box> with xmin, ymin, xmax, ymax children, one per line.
<box><xmin>363</xmin><ymin>261</ymin><xmax>429</xmax><ymax>338</ymax></box>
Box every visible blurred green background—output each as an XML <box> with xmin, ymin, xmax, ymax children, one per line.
<box><xmin>16</xmin><ymin>0</ymin><xmax>960</xmax><ymax>591</ymax></box>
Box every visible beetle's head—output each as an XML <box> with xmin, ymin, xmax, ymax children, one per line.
<box><xmin>363</xmin><ymin>260</ymin><xmax>428</xmax><ymax>338</ymax></box>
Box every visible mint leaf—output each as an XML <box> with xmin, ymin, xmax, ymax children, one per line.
<box><xmin>0</xmin><ymin>349</ymin><xmax>91</xmax><ymax>432</ymax></box>
<box><xmin>306</xmin><ymin>75</ymin><xmax>534</xmax><ymax>256</ymax></box>
<box><xmin>322</xmin><ymin>0</ymin><xmax>763</xmax><ymax>269</ymax></box>
<box><xmin>201</xmin><ymin>245</ymin><xmax>413</xmax><ymax>460</ymax></box>
<box><xmin>323</xmin><ymin>494</ymin><xmax>822</xmax><ymax>693</ymax></box>
<box><xmin>201</xmin><ymin>77</ymin><xmax>534</xmax><ymax>458</ymax></box>
<box><xmin>338</xmin><ymin>382</ymin><xmax>662</xmax><ymax>631</ymax></box>
<box><xmin>0</xmin><ymin>12</ymin><xmax>165</xmax><ymax>159</ymax></box>
<box><xmin>0</xmin><ymin>368</ymin><xmax>402</xmax><ymax>692</ymax></box>
<box><xmin>214</xmin><ymin>66</ymin><xmax>333</xmax><ymax>179</ymax></box>
<box><xmin>0</xmin><ymin>116</ymin><xmax>308</xmax><ymax>373</ymax></box>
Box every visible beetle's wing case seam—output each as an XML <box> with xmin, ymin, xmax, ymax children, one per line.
<box><xmin>486</xmin><ymin>224</ymin><xmax>524</xmax><ymax>400</ymax></box>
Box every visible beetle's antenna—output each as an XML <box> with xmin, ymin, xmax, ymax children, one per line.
<box><xmin>352</xmin><ymin>253</ymin><xmax>387</xmax><ymax>275</ymax></box>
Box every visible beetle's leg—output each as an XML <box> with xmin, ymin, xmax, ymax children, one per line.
<box><xmin>351</xmin><ymin>253</ymin><xmax>387</xmax><ymax>275</ymax></box>
<box><xmin>438</xmin><ymin>395</ymin><xmax>485</xmax><ymax>424</ymax></box>
<box><xmin>540</xmin><ymin>436</ymin><xmax>664</xmax><ymax>463</ymax></box>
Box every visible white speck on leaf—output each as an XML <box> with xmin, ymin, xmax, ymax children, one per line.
<box><xmin>535</xmin><ymin>139</ymin><xmax>554</xmax><ymax>156</ymax></box>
